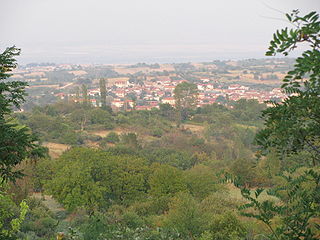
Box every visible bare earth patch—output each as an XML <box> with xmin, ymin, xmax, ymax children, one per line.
<box><xmin>89</xmin><ymin>128</ymin><xmax>129</xmax><ymax>137</ymax></box>
<box><xmin>183</xmin><ymin>124</ymin><xmax>205</xmax><ymax>134</ymax></box>
<box><xmin>32</xmin><ymin>193</ymin><xmax>65</xmax><ymax>213</ymax></box>
<box><xmin>43</xmin><ymin>142</ymin><xmax>70</xmax><ymax>158</ymax></box>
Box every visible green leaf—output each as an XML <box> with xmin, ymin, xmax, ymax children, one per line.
<box><xmin>286</xmin><ymin>13</ymin><xmax>292</xmax><ymax>21</ymax></box>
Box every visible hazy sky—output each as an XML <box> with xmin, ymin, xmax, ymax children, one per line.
<box><xmin>1</xmin><ymin>0</ymin><xmax>319</xmax><ymax>64</ymax></box>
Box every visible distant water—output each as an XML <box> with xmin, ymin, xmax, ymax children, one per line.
<box><xmin>14</xmin><ymin>44</ymin><xmax>265</xmax><ymax>64</ymax></box>
<box><xmin>12</xmin><ymin>43</ymin><xmax>303</xmax><ymax>65</ymax></box>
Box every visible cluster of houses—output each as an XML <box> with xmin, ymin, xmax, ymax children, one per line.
<box><xmin>13</xmin><ymin>63</ymin><xmax>287</xmax><ymax>111</ymax></box>
<box><xmin>57</xmin><ymin>77</ymin><xmax>286</xmax><ymax>111</ymax></box>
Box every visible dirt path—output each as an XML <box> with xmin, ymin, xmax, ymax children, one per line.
<box><xmin>32</xmin><ymin>193</ymin><xmax>65</xmax><ymax>213</ymax></box>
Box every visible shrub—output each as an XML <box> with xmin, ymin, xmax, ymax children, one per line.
<box><xmin>105</xmin><ymin>132</ymin><xmax>120</xmax><ymax>143</ymax></box>
<box><xmin>151</xmin><ymin>128</ymin><xmax>163</xmax><ymax>137</ymax></box>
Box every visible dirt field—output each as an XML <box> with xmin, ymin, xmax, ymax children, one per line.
<box><xmin>27</xmin><ymin>84</ymin><xmax>60</xmax><ymax>89</ymax></box>
<box><xmin>89</xmin><ymin>128</ymin><xmax>129</xmax><ymax>137</ymax></box>
<box><xmin>113</xmin><ymin>64</ymin><xmax>174</xmax><ymax>75</ymax></box>
<box><xmin>223</xmin><ymin>70</ymin><xmax>285</xmax><ymax>85</ymax></box>
<box><xmin>43</xmin><ymin>142</ymin><xmax>70</xmax><ymax>158</ymax></box>
<box><xmin>183</xmin><ymin>123</ymin><xmax>205</xmax><ymax>134</ymax></box>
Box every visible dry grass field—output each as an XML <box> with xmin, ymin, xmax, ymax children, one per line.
<box><xmin>183</xmin><ymin>123</ymin><xmax>205</xmax><ymax>134</ymax></box>
<box><xmin>113</xmin><ymin>64</ymin><xmax>174</xmax><ymax>75</ymax></box>
<box><xmin>43</xmin><ymin>142</ymin><xmax>70</xmax><ymax>158</ymax></box>
<box><xmin>89</xmin><ymin>128</ymin><xmax>129</xmax><ymax>137</ymax></box>
<box><xmin>226</xmin><ymin>184</ymin><xmax>279</xmax><ymax>203</ymax></box>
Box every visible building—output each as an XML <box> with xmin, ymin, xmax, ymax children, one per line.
<box><xmin>161</xmin><ymin>97</ymin><xmax>175</xmax><ymax>106</ymax></box>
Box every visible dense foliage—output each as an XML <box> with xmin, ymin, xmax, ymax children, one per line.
<box><xmin>257</xmin><ymin>10</ymin><xmax>320</xmax><ymax>164</ymax></box>
<box><xmin>0</xmin><ymin>46</ymin><xmax>48</xmax><ymax>239</ymax></box>
<box><xmin>0</xmin><ymin>46</ymin><xmax>45</xmax><ymax>182</ymax></box>
<box><xmin>2</xmin><ymin>95</ymin><xmax>272</xmax><ymax>239</ymax></box>
<box><xmin>234</xmin><ymin>10</ymin><xmax>320</xmax><ymax>240</ymax></box>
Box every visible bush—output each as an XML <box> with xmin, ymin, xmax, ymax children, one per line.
<box><xmin>20</xmin><ymin>198</ymin><xmax>58</xmax><ymax>239</ymax></box>
<box><xmin>59</xmin><ymin>131</ymin><xmax>83</xmax><ymax>145</ymax></box>
<box><xmin>144</xmin><ymin>148</ymin><xmax>196</xmax><ymax>170</ymax></box>
<box><xmin>122</xmin><ymin>211</ymin><xmax>145</xmax><ymax>229</ymax></box>
<box><xmin>206</xmin><ymin>212</ymin><xmax>247</xmax><ymax>240</ymax></box>
<box><xmin>105</xmin><ymin>132</ymin><xmax>120</xmax><ymax>143</ymax></box>
<box><xmin>104</xmin><ymin>122</ymin><xmax>115</xmax><ymax>130</ymax></box>
<box><xmin>163</xmin><ymin>192</ymin><xmax>205</xmax><ymax>238</ymax></box>
<box><xmin>151</xmin><ymin>128</ymin><xmax>163</xmax><ymax>137</ymax></box>
<box><xmin>120</xmin><ymin>133</ymin><xmax>140</xmax><ymax>149</ymax></box>
<box><xmin>87</xmin><ymin>134</ymin><xmax>102</xmax><ymax>142</ymax></box>
<box><xmin>190</xmin><ymin>136</ymin><xmax>205</xmax><ymax>147</ymax></box>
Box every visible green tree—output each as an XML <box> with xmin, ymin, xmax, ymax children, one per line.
<box><xmin>47</xmin><ymin>148</ymin><xmax>108</xmax><ymax>211</ymax></box>
<box><xmin>0</xmin><ymin>47</ymin><xmax>45</xmax><ymax>238</ymax></box>
<box><xmin>0</xmin><ymin>46</ymin><xmax>45</xmax><ymax>182</ymax></box>
<box><xmin>105</xmin><ymin>132</ymin><xmax>120</xmax><ymax>143</ymax></box>
<box><xmin>120</xmin><ymin>132</ymin><xmax>140</xmax><ymax>149</ymax></box>
<box><xmin>256</xmin><ymin>10</ymin><xmax>320</xmax><ymax>165</ymax></box>
<box><xmin>215</xmin><ymin>95</ymin><xmax>227</xmax><ymax>105</ymax></box>
<box><xmin>159</xmin><ymin>103</ymin><xmax>175</xmax><ymax>120</ymax></box>
<box><xmin>148</xmin><ymin>164</ymin><xmax>187</xmax><ymax>213</ymax></box>
<box><xmin>174</xmin><ymin>82</ymin><xmax>198</xmax><ymax>124</ymax></box>
<box><xmin>231</xmin><ymin>99</ymin><xmax>266</xmax><ymax>122</ymax></box>
<box><xmin>176</xmin><ymin>192</ymin><xmax>247</xmax><ymax>240</ymax></box>
<box><xmin>70</xmin><ymin>108</ymin><xmax>89</xmax><ymax>131</ymax></box>
<box><xmin>0</xmin><ymin>192</ymin><xmax>28</xmax><ymax>239</ymax></box>
<box><xmin>103</xmin><ymin>154</ymin><xmax>149</xmax><ymax>204</ymax></box>
<box><xmin>99</xmin><ymin>78</ymin><xmax>107</xmax><ymax>109</ymax></box>
<box><xmin>89</xmin><ymin>108</ymin><xmax>114</xmax><ymax>129</ymax></box>
<box><xmin>75</xmin><ymin>86</ymin><xmax>80</xmax><ymax>103</ymax></box>
<box><xmin>237</xmin><ymin>169</ymin><xmax>320</xmax><ymax>240</ymax></box>
<box><xmin>234</xmin><ymin>10</ymin><xmax>320</xmax><ymax>240</ymax></box>
<box><xmin>81</xmin><ymin>84</ymin><xmax>88</xmax><ymax>105</ymax></box>
<box><xmin>19</xmin><ymin>197</ymin><xmax>58</xmax><ymax>239</ymax></box>
<box><xmin>185</xmin><ymin>164</ymin><xmax>222</xmax><ymax>200</ymax></box>
<box><xmin>47</xmin><ymin>148</ymin><xmax>149</xmax><ymax>210</ymax></box>
<box><xmin>197</xmin><ymin>213</ymin><xmax>247</xmax><ymax>240</ymax></box>
<box><xmin>145</xmin><ymin>148</ymin><xmax>196</xmax><ymax>170</ymax></box>
<box><xmin>164</xmin><ymin>192</ymin><xmax>204</xmax><ymax>239</ymax></box>
<box><xmin>229</xmin><ymin>158</ymin><xmax>257</xmax><ymax>187</ymax></box>
<box><xmin>149</xmin><ymin>164</ymin><xmax>187</xmax><ymax>198</ymax></box>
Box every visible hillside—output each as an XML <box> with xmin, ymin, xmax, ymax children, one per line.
<box><xmin>5</xmin><ymin>99</ymin><xmax>285</xmax><ymax>238</ymax></box>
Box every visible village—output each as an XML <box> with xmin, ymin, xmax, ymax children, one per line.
<box><xmin>11</xmin><ymin>59</ymin><xmax>290</xmax><ymax>111</ymax></box>
<box><xmin>62</xmin><ymin>78</ymin><xmax>286</xmax><ymax>110</ymax></box>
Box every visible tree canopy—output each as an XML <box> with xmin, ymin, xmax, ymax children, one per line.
<box><xmin>174</xmin><ymin>82</ymin><xmax>198</xmax><ymax>110</ymax></box>
<box><xmin>235</xmin><ymin>10</ymin><xmax>320</xmax><ymax>240</ymax></box>
<box><xmin>0</xmin><ymin>46</ymin><xmax>45</xmax><ymax>182</ymax></box>
<box><xmin>173</xmin><ymin>82</ymin><xmax>198</xmax><ymax>124</ymax></box>
<box><xmin>256</xmin><ymin>10</ymin><xmax>320</xmax><ymax>165</ymax></box>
